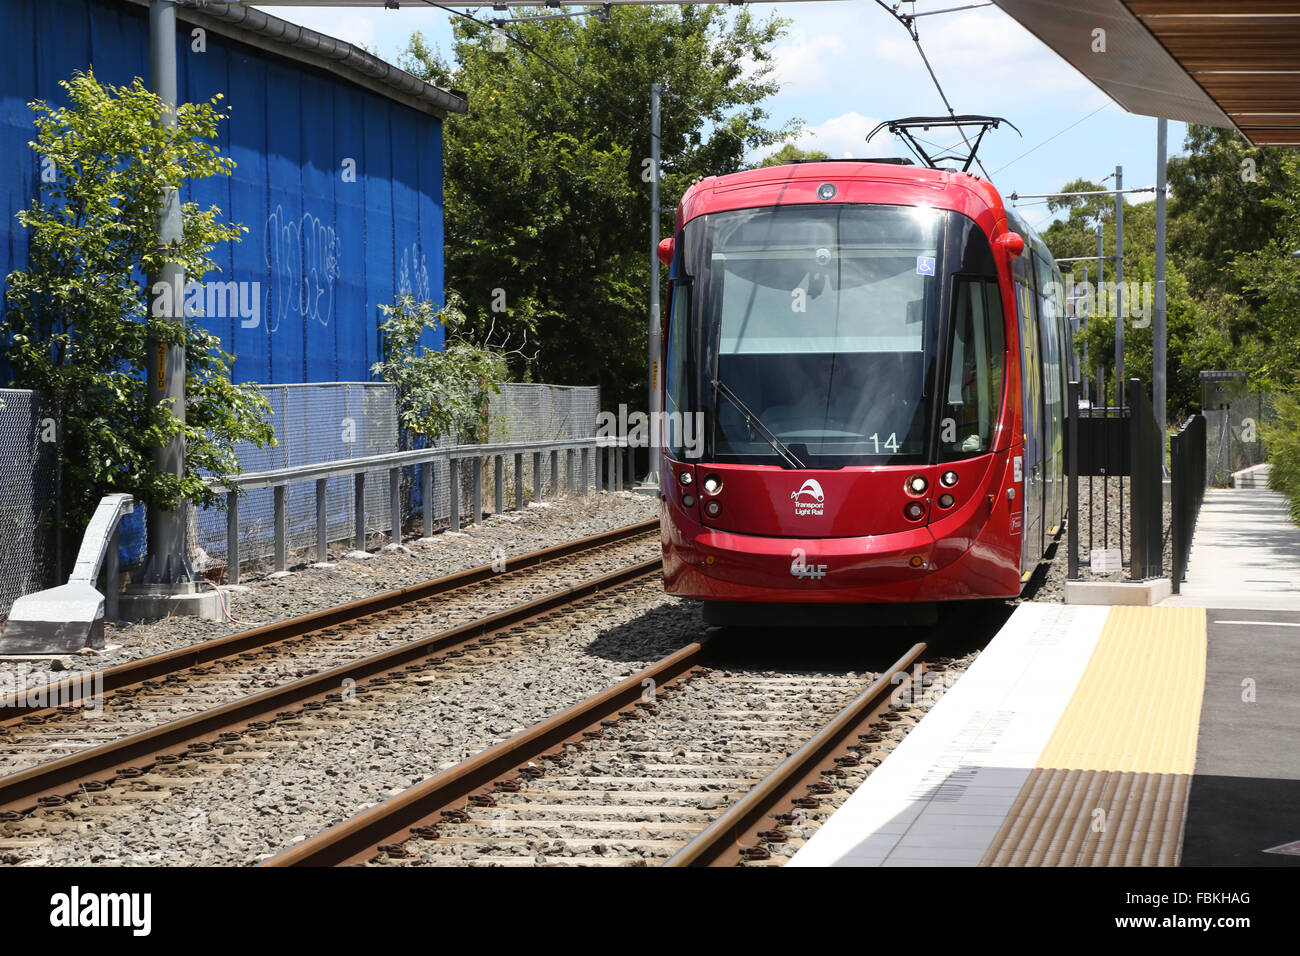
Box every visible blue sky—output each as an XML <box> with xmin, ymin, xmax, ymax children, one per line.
<box><xmin>255</xmin><ymin>1</ymin><xmax>1186</xmax><ymax>234</ymax></box>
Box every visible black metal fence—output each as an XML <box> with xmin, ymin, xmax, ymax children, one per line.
<box><xmin>1128</xmin><ymin>381</ymin><xmax>1165</xmax><ymax>580</ymax></box>
<box><xmin>1066</xmin><ymin>378</ymin><xmax>1165</xmax><ymax>581</ymax></box>
<box><xmin>1170</xmin><ymin>413</ymin><xmax>1208</xmax><ymax>594</ymax></box>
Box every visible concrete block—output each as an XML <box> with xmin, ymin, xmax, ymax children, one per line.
<box><xmin>118</xmin><ymin>588</ymin><xmax>222</xmax><ymax>623</ymax></box>
<box><xmin>0</xmin><ymin>582</ymin><xmax>106</xmax><ymax>653</ymax></box>
<box><xmin>1231</xmin><ymin>463</ymin><xmax>1271</xmax><ymax>488</ymax></box>
<box><xmin>1065</xmin><ymin>578</ymin><xmax>1172</xmax><ymax>606</ymax></box>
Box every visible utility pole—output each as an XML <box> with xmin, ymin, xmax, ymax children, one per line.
<box><xmin>1114</xmin><ymin>164</ymin><xmax>1124</xmax><ymax>392</ymax></box>
<box><xmin>1096</xmin><ymin>219</ymin><xmax>1104</xmax><ymax>404</ymax></box>
<box><xmin>1081</xmin><ymin>264</ymin><xmax>1090</xmax><ymax>403</ymax></box>
<box><xmin>1154</xmin><ymin>118</ymin><xmax>1168</xmax><ymax>439</ymax></box>
<box><xmin>643</xmin><ymin>81</ymin><xmax>662</xmax><ymax>488</ymax></box>
<box><xmin>125</xmin><ymin>1</ymin><xmax>218</xmax><ymax>619</ymax></box>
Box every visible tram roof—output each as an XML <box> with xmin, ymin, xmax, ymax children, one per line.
<box><xmin>676</xmin><ymin>161</ymin><xmax>1012</xmax><ymax>233</ymax></box>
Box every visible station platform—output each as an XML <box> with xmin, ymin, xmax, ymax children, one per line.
<box><xmin>792</xmin><ymin>486</ymin><xmax>1300</xmax><ymax>867</ymax></box>
<box><xmin>1161</xmin><ymin>485</ymin><xmax>1300</xmax><ymax>611</ymax></box>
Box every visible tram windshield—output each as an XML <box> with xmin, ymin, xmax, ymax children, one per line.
<box><xmin>670</xmin><ymin>203</ymin><xmax>963</xmax><ymax>466</ymax></box>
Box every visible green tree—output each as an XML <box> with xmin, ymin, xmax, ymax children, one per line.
<box><xmin>371</xmin><ymin>292</ymin><xmax>506</xmax><ymax>447</ymax></box>
<box><xmin>401</xmin><ymin>7</ymin><xmax>795</xmax><ymax>409</ymax></box>
<box><xmin>2</xmin><ymin>70</ymin><xmax>274</xmax><ymax>544</ymax></box>
<box><xmin>1041</xmin><ymin>175</ymin><xmax>1240</xmax><ymax>417</ymax></box>
<box><xmin>757</xmin><ymin>143</ymin><xmax>831</xmax><ymax>168</ymax></box>
<box><xmin>1167</xmin><ymin>125</ymin><xmax>1290</xmax><ymax>302</ymax></box>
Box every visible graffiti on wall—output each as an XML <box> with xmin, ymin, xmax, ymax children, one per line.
<box><xmin>264</xmin><ymin>205</ymin><xmax>341</xmax><ymax>332</ymax></box>
<box><xmin>398</xmin><ymin>242</ymin><xmax>431</xmax><ymax>303</ymax></box>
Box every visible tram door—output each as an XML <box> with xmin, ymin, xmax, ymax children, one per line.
<box><xmin>1014</xmin><ymin>256</ymin><xmax>1045</xmax><ymax>574</ymax></box>
<box><xmin>1035</xmin><ymin>254</ymin><xmax>1064</xmax><ymax>537</ymax></box>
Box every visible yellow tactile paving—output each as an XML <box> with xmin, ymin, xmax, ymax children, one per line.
<box><xmin>982</xmin><ymin>606</ymin><xmax>1206</xmax><ymax>866</ymax></box>
<box><xmin>1038</xmin><ymin>606</ymin><xmax>1206</xmax><ymax>773</ymax></box>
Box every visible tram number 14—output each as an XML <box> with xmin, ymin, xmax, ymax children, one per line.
<box><xmin>790</xmin><ymin>548</ymin><xmax>828</xmax><ymax>581</ymax></box>
<box><xmin>868</xmin><ymin>433</ymin><xmax>900</xmax><ymax>454</ymax></box>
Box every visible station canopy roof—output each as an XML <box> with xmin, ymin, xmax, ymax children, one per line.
<box><xmin>991</xmin><ymin>0</ymin><xmax>1300</xmax><ymax>146</ymax></box>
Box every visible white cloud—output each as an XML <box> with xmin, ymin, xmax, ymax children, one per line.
<box><xmin>870</xmin><ymin>7</ymin><xmax>1093</xmax><ymax>97</ymax></box>
<box><xmin>796</xmin><ymin>111</ymin><xmax>894</xmax><ymax>158</ymax></box>
<box><xmin>767</xmin><ymin>29</ymin><xmax>849</xmax><ymax>90</ymax></box>
<box><xmin>755</xmin><ymin>111</ymin><xmax>902</xmax><ymax>162</ymax></box>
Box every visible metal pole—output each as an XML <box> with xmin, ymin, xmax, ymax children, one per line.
<box><xmin>645</xmin><ymin>81</ymin><xmax>662</xmax><ymax>487</ymax></box>
<box><xmin>226</xmin><ymin>490</ymin><xmax>239</xmax><ymax>585</ymax></box>
<box><xmin>1154</xmin><ymin>118</ymin><xmax>1168</xmax><ymax>442</ymax></box>
<box><xmin>422</xmin><ymin>461</ymin><xmax>434</xmax><ymax>538</ymax></box>
<box><xmin>1113</xmin><ymin>164</ymin><xmax>1124</xmax><ymax>388</ymax></box>
<box><xmin>472</xmin><ymin>456</ymin><xmax>482</xmax><ymax>523</ymax></box>
<box><xmin>273</xmin><ymin>484</ymin><xmax>287</xmax><ymax>572</ymax></box>
<box><xmin>316</xmin><ymin>477</ymin><xmax>328</xmax><ymax>562</ymax></box>
<box><xmin>1067</xmin><ymin>380</ymin><xmax>1079</xmax><ymax>581</ymax></box>
<box><xmin>141</xmin><ymin>0</ymin><xmax>192</xmax><ymax>588</ymax></box>
<box><xmin>449</xmin><ymin>459</ymin><xmax>460</xmax><ymax>531</ymax></box>
<box><xmin>353</xmin><ymin>472</ymin><xmax>366</xmax><ymax>550</ymax></box>
<box><xmin>1081</xmin><ymin>265</ymin><xmax>1090</xmax><ymax>402</ymax></box>
<box><xmin>389</xmin><ymin>466</ymin><xmax>401</xmax><ymax>545</ymax></box>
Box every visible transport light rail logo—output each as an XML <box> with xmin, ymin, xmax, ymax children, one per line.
<box><xmin>791</xmin><ymin>478</ymin><xmax>825</xmax><ymax>516</ymax></box>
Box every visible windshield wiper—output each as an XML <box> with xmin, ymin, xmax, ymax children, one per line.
<box><xmin>711</xmin><ymin>378</ymin><xmax>807</xmax><ymax>469</ymax></box>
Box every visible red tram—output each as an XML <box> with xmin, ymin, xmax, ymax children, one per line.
<box><xmin>655</xmin><ymin>155</ymin><xmax>1069</xmax><ymax>623</ymax></box>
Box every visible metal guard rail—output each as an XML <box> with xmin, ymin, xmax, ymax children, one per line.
<box><xmin>208</xmin><ymin>437</ymin><xmax>639</xmax><ymax>584</ymax></box>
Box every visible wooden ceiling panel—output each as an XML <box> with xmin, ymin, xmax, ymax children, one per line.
<box><xmin>1126</xmin><ymin>0</ymin><xmax>1300</xmax><ymax>146</ymax></box>
<box><xmin>1129</xmin><ymin>0</ymin><xmax>1300</xmax><ymax>16</ymax></box>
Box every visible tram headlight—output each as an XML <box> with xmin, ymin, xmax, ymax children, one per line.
<box><xmin>702</xmin><ymin>474</ymin><xmax>722</xmax><ymax>495</ymax></box>
<box><xmin>678</xmin><ymin>470</ymin><xmax>693</xmax><ymax>486</ymax></box>
<box><xmin>904</xmin><ymin>501</ymin><xmax>926</xmax><ymax>521</ymax></box>
<box><xmin>682</xmin><ymin>492</ymin><xmax>697</xmax><ymax>508</ymax></box>
<box><xmin>940</xmin><ymin>471</ymin><xmax>959</xmax><ymax>487</ymax></box>
<box><xmin>938</xmin><ymin>493</ymin><xmax>955</xmax><ymax>509</ymax></box>
<box><xmin>704</xmin><ymin>500</ymin><xmax>722</xmax><ymax>518</ymax></box>
<box><xmin>907</xmin><ymin>475</ymin><xmax>928</xmax><ymax>495</ymax></box>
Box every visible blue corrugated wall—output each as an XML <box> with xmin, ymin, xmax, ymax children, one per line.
<box><xmin>0</xmin><ymin>0</ymin><xmax>447</xmax><ymax>385</ymax></box>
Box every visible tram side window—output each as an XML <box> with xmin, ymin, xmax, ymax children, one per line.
<box><xmin>942</xmin><ymin>278</ymin><xmax>1004</xmax><ymax>459</ymax></box>
<box><xmin>664</xmin><ymin>281</ymin><xmax>691</xmax><ymax>458</ymax></box>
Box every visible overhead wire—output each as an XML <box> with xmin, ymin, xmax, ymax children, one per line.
<box><xmin>992</xmin><ymin>103</ymin><xmax>1110</xmax><ymax>175</ymax></box>
<box><xmin>871</xmin><ymin>0</ymin><xmax>993</xmax><ymax>179</ymax></box>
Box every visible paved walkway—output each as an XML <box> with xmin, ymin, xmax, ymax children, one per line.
<box><xmin>1161</xmin><ymin>486</ymin><xmax>1300</xmax><ymax>610</ymax></box>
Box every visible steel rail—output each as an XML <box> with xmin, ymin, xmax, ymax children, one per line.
<box><xmin>0</xmin><ymin>519</ymin><xmax>659</xmax><ymax>723</ymax></box>
<box><xmin>262</xmin><ymin>642</ymin><xmax>706</xmax><ymax>866</ymax></box>
<box><xmin>664</xmin><ymin>641</ymin><xmax>928</xmax><ymax>866</ymax></box>
<box><xmin>0</xmin><ymin>557</ymin><xmax>662</xmax><ymax>814</ymax></box>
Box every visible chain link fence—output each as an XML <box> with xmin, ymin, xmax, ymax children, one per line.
<box><xmin>0</xmin><ymin>382</ymin><xmax>604</xmax><ymax>594</ymax></box>
<box><xmin>465</xmin><ymin>383</ymin><xmax>602</xmax><ymax>514</ymax></box>
<box><xmin>1204</xmin><ymin>393</ymin><xmax>1276</xmax><ymax>486</ymax></box>
<box><xmin>0</xmin><ymin>390</ymin><xmax>58</xmax><ymax>619</ymax></box>
<box><xmin>194</xmin><ymin>383</ymin><xmax>399</xmax><ymax>569</ymax></box>
<box><xmin>195</xmin><ymin>382</ymin><xmax>601</xmax><ymax>572</ymax></box>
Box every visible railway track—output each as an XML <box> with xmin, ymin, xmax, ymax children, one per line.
<box><xmin>0</xmin><ymin>523</ymin><xmax>661</xmax><ymax>826</ymax></box>
<box><xmin>0</xmin><ymin>520</ymin><xmax>659</xmax><ymax>777</ymax></box>
<box><xmin>264</xmin><ymin>641</ymin><xmax>943</xmax><ymax>867</ymax></box>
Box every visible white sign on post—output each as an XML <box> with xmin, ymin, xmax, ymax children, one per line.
<box><xmin>1090</xmin><ymin>549</ymin><xmax>1122</xmax><ymax>574</ymax></box>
